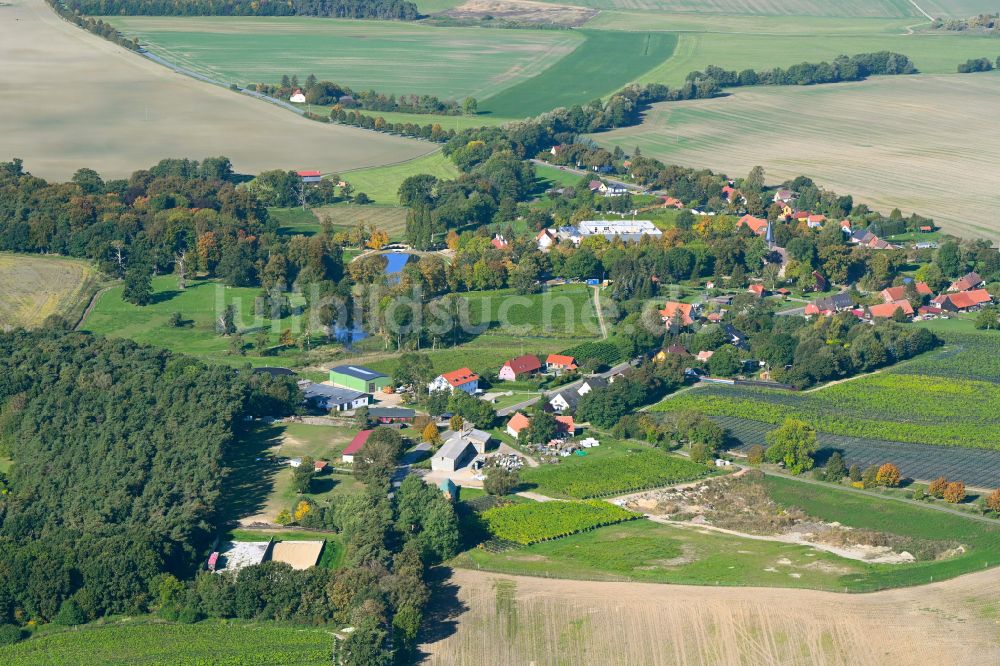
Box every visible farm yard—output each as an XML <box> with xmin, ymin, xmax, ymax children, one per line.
<box><xmin>595</xmin><ymin>74</ymin><xmax>1000</xmax><ymax>240</ymax></box>
<box><xmin>1</xmin><ymin>0</ymin><xmax>432</xmax><ymax>181</ymax></box>
<box><xmin>104</xmin><ymin>16</ymin><xmax>584</xmax><ymax>102</ymax></box>
<box><xmin>421</xmin><ymin>567</ymin><xmax>1000</xmax><ymax>665</ymax></box>
<box><xmin>0</xmin><ymin>620</ymin><xmax>333</xmax><ymax>665</ymax></box>
<box><xmin>0</xmin><ymin>253</ymin><xmax>102</xmax><ymax>329</ymax></box>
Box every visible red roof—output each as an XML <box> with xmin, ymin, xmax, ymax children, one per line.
<box><xmin>344</xmin><ymin>429</ymin><xmax>373</xmax><ymax>456</ymax></box>
<box><xmin>296</xmin><ymin>170</ymin><xmax>321</xmax><ymax>177</ymax></box>
<box><xmin>881</xmin><ymin>282</ymin><xmax>931</xmax><ymax>303</ymax></box>
<box><xmin>491</xmin><ymin>234</ymin><xmax>509</xmax><ymax>250</ymax></box>
<box><xmin>440</xmin><ymin>368</ymin><xmax>479</xmax><ymax>387</ymax></box>
<box><xmin>503</xmin><ymin>354</ymin><xmax>541</xmax><ymax>375</ymax></box>
<box><xmin>555</xmin><ymin>415</ymin><xmax>575</xmax><ymax>433</ymax></box>
<box><xmin>869</xmin><ymin>300</ymin><xmax>913</xmax><ymax>318</ymax></box>
<box><xmin>507</xmin><ymin>412</ymin><xmax>531</xmax><ymax>434</ymax></box>
<box><xmin>942</xmin><ymin>289</ymin><xmax>991</xmax><ymax>310</ymax></box>
<box><xmin>659</xmin><ymin>301</ymin><xmax>694</xmax><ymax>326</ymax></box>
<box><xmin>737</xmin><ymin>215</ymin><xmax>769</xmax><ymax>236</ymax></box>
<box><xmin>661</xmin><ymin>196</ymin><xmax>684</xmax><ymax>209</ymax></box>
<box><xmin>949</xmin><ymin>272</ymin><xmax>983</xmax><ymax>292</ymax></box>
<box><xmin>546</xmin><ymin>354</ymin><xmax>577</xmax><ymax>369</ymax></box>
<box><xmin>748</xmin><ymin>284</ymin><xmax>765</xmax><ymax>296</ymax></box>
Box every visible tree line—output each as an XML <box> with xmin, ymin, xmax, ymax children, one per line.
<box><xmin>62</xmin><ymin>0</ymin><xmax>421</xmax><ymax>20</ymax></box>
<box><xmin>258</xmin><ymin>74</ymin><xmax>474</xmax><ymax>116</ymax></box>
<box><xmin>45</xmin><ymin>0</ymin><xmax>140</xmax><ymax>51</ymax></box>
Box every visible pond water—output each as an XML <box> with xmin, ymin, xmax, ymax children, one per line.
<box><xmin>334</xmin><ymin>252</ymin><xmax>415</xmax><ymax>345</ymax></box>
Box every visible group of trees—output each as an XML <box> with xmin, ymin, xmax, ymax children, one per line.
<box><xmin>44</xmin><ymin>0</ymin><xmax>140</xmax><ymax>50</ymax></box>
<box><xmin>957</xmin><ymin>57</ymin><xmax>997</xmax><ymax>73</ymax></box>
<box><xmin>257</xmin><ymin>75</ymin><xmax>471</xmax><ymax>116</ymax></box>
<box><xmin>576</xmin><ymin>358</ymin><xmax>685</xmax><ymax>428</ymax></box>
<box><xmin>683</xmin><ymin>52</ymin><xmax>916</xmax><ymax>91</ymax></box>
<box><xmin>64</xmin><ymin>0</ymin><xmax>421</xmax><ymax>20</ymax></box>
<box><xmin>0</xmin><ymin>330</ymin><xmax>298</xmax><ymax>627</ymax></box>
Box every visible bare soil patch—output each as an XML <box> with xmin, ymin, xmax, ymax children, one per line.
<box><xmin>422</xmin><ymin>567</ymin><xmax>1000</xmax><ymax>665</ymax></box>
<box><xmin>442</xmin><ymin>0</ymin><xmax>598</xmax><ymax>26</ymax></box>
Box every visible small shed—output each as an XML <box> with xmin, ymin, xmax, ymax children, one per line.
<box><xmin>439</xmin><ymin>478</ymin><xmax>459</xmax><ymax>502</ymax></box>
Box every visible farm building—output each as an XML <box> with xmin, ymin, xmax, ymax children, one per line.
<box><xmin>368</xmin><ymin>406</ymin><xmax>415</xmax><ymax>423</ymax></box>
<box><xmin>270</xmin><ymin>541</ymin><xmax>325</xmax><ymax>570</ymax></box>
<box><xmin>329</xmin><ymin>365</ymin><xmax>390</xmax><ymax>393</ymax></box>
<box><xmin>299</xmin><ymin>381</ymin><xmax>369</xmax><ymax>412</ymax></box>
<box><xmin>498</xmin><ymin>354</ymin><xmax>542</xmax><ymax>381</ymax></box>
<box><xmin>577</xmin><ymin>220</ymin><xmax>661</xmax><ymax>243</ymax></box>
<box><xmin>805</xmin><ymin>292</ymin><xmax>855</xmax><ymax>316</ymax></box>
<box><xmin>296</xmin><ymin>169</ymin><xmax>321</xmax><ymax>183</ymax></box>
<box><xmin>214</xmin><ymin>541</ymin><xmax>271</xmax><ymax>574</ymax></box>
<box><xmin>289</xmin><ymin>89</ymin><xmax>306</xmax><ymax>103</ymax></box>
<box><xmin>949</xmin><ymin>272</ymin><xmax>984</xmax><ymax>292</ymax></box>
<box><xmin>430</xmin><ymin>434</ymin><xmax>479</xmax><ymax>472</ymax></box>
<box><xmin>932</xmin><ymin>289</ymin><xmax>992</xmax><ymax>312</ymax></box>
<box><xmin>428</xmin><ymin>368</ymin><xmax>480</xmax><ymax>394</ymax></box>
<box><xmin>880</xmin><ymin>282</ymin><xmax>932</xmax><ymax>303</ymax></box>
<box><xmin>546</xmin><ymin>354</ymin><xmax>577</xmax><ymax>373</ymax></box>
<box><xmin>868</xmin><ymin>300</ymin><xmax>913</xmax><ymax>319</ymax></box>
<box><xmin>342</xmin><ymin>429</ymin><xmax>373</xmax><ymax>464</ymax></box>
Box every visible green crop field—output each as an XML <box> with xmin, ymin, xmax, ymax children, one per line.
<box><xmin>521</xmin><ymin>446</ymin><xmax>714</xmax><ymax>498</ymax></box>
<box><xmin>479</xmin><ymin>31</ymin><xmax>677</xmax><ymax>117</ymax></box>
<box><xmin>341</xmin><ymin>151</ymin><xmax>460</xmax><ymax>205</ymax></box>
<box><xmin>655</xmin><ymin>371</ymin><xmax>1000</xmax><ymax>449</ymax></box>
<box><xmin>80</xmin><ymin>276</ymin><xmax>316</xmax><ymax>367</ymax></box>
<box><xmin>0</xmin><ymin>253</ymin><xmax>102</xmax><ymax>329</ymax></box>
<box><xmin>0</xmin><ymin>619</ymin><xmax>332</xmax><ymax>665</ymax></box>
<box><xmin>597</xmin><ymin>74</ymin><xmax>1000</xmax><ymax>241</ymax></box>
<box><xmin>481</xmin><ymin>500</ymin><xmax>638</xmax><ymax>545</ymax></box>
<box><xmin>105</xmin><ymin>16</ymin><xmax>583</xmax><ymax>102</ymax></box>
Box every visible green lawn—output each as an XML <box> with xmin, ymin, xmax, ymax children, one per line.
<box><xmin>480</xmin><ymin>31</ymin><xmax>678</xmax><ymax>117</ymax></box>
<box><xmin>340</xmin><ymin>151</ymin><xmax>460</xmax><ymax>204</ymax></box>
<box><xmin>0</xmin><ymin>457</ymin><xmax>11</xmax><ymax>474</ymax></box>
<box><xmin>454</xmin><ymin>518</ymin><xmax>865</xmax><ymax>589</ymax></box>
<box><xmin>80</xmin><ymin>276</ymin><xmax>316</xmax><ymax>367</ymax></box>
<box><xmin>461</xmin><ymin>283</ymin><xmax>602</xmax><ymax>338</ymax></box>
<box><xmin>106</xmin><ymin>16</ymin><xmax>583</xmax><ymax>102</ymax></box>
<box><xmin>270</xmin><ymin>206</ymin><xmax>321</xmax><ymax>236</ymax></box>
<box><xmin>313</xmin><ymin>204</ymin><xmax>409</xmax><ymax>240</ymax></box>
<box><xmin>533</xmin><ymin>163</ymin><xmax>586</xmax><ymax>191</ymax></box>
<box><xmin>0</xmin><ymin>619</ymin><xmax>332</xmax><ymax>665</ymax></box>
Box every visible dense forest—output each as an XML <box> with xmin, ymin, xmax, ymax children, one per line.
<box><xmin>0</xmin><ymin>330</ymin><xmax>298</xmax><ymax>624</ymax></box>
<box><xmin>62</xmin><ymin>0</ymin><xmax>421</xmax><ymax>20</ymax></box>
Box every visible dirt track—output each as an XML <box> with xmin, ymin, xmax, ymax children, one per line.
<box><xmin>0</xmin><ymin>0</ymin><xmax>431</xmax><ymax>179</ymax></box>
<box><xmin>421</xmin><ymin>567</ymin><xmax>1000</xmax><ymax>665</ymax></box>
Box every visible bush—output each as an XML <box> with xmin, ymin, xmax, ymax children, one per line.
<box><xmin>875</xmin><ymin>463</ymin><xmax>901</xmax><ymax>487</ymax></box>
<box><xmin>54</xmin><ymin>598</ymin><xmax>87</xmax><ymax>626</ymax></box>
<box><xmin>0</xmin><ymin>624</ymin><xmax>25</xmax><ymax>646</ymax></box>
<box><xmin>943</xmin><ymin>481</ymin><xmax>966</xmax><ymax>504</ymax></box>
<box><xmin>746</xmin><ymin>444</ymin><xmax>764</xmax><ymax>465</ymax></box>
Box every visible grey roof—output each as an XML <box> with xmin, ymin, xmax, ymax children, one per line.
<box><xmin>815</xmin><ymin>292</ymin><xmax>854</xmax><ymax>311</ymax></box>
<box><xmin>551</xmin><ymin>389</ymin><xmax>581</xmax><ymax>410</ymax></box>
<box><xmin>329</xmin><ymin>365</ymin><xmax>387</xmax><ymax>381</ymax></box>
<box><xmin>368</xmin><ymin>407</ymin><xmax>415</xmax><ymax>418</ymax></box>
<box><xmin>433</xmin><ymin>435</ymin><xmax>477</xmax><ymax>462</ymax></box>
<box><xmin>301</xmin><ymin>382</ymin><xmax>366</xmax><ymax>404</ymax></box>
<box><xmin>579</xmin><ymin>376</ymin><xmax>608</xmax><ymax>394</ymax></box>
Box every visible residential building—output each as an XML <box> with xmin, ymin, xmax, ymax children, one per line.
<box><xmin>932</xmin><ymin>289</ymin><xmax>992</xmax><ymax>312</ymax></box>
<box><xmin>506</xmin><ymin>412</ymin><xmax>531</xmax><ymax>438</ymax></box>
<box><xmin>949</xmin><ymin>272</ymin><xmax>984</xmax><ymax>292</ymax></box>
<box><xmin>546</xmin><ymin>354</ymin><xmax>578</xmax><ymax>373</ymax></box>
<box><xmin>299</xmin><ymin>381</ymin><xmax>369</xmax><ymax>412</ymax></box>
<box><xmin>289</xmin><ymin>90</ymin><xmax>306</xmax><ymax>103</ymax></box>
<box><xmin>329</xmin><ymin>365</ymin><xmax>390</xmax><ymax>393</ymax></box>
<box><xmin>723</xmin><ymin>324</ymin><xmax>749</xmax><ymax>350</ymax></box>
<box><xmin>659</xmin><ymin>301</ymin><xmax>694</xmax><ymax>327</ymax></box>
<box><xmin>576</xmin><ymin>376</ymin><xmax>608</xmax><ymax>396</ymax></box>
<box><xmin>868</xmin><ymin>300</ymin><xmax>913</xmax><ymax>319</ymax></box>
<box><xmin>498</xmin><ymin>354</ymin><xmax>542</xmax><ymax>381</ymax></box>
<box><xmin>577</xmin><ymin>220</ymin><xmax>662</xmax><ymax>243</ymax></box>
<box><xmin>428</xmin><ymin>368</ymin><xmax>480</xmax><ymax>394</ymax></box>
<box><xmin>536</xmin><ymin>228</ymin><xmax>557</xmax><ymax>251</ymax></box>
<box><xmin>549</xmin><ymin>389</ymin><xmax>580</xmax><ymax>413</ymax></box>
<box><xmin>880</xmin><ymin>282</ymin><xmax>931</xmax><ymax>303</ymax></box>
<box><xmin>737</xmin><ymin>214</ymin><xmax>769</xmax><ymax>236</ymax></box>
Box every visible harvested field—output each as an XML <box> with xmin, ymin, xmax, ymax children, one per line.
<box><xmin>0</xmin><ymin>253</ymin><xmax>100</xmax><ymax>329</ymax></box>
<box><xmin>442</xmin><ymin>0</ymin><xmax>598</xmax><ymax>26</ymax></box>
<box><xmin>596</xmin><ymin>74</ymin><xmax>1000</xmax><ymax>240</ymax></box>
<box><xmin>421</xmin><ymin>567</ymin><xmax>1000</xmax><ymax>665</ymax></box>
<box><xmin>535</xmin><ymin>0</ymin><xmax>995</xmax><ymax>18</ymax></box>
<box><xmin>315</xmin><ymin>206</ymin><xmax>409</xmax><ymax>239</ymax></box>
<box><xmin>0</xmin><ymin>0</ymin><xmax>432</xmax><ymax>180</ymax></box>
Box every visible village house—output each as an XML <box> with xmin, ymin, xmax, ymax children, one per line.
<box><xmin>498</xmin><ymin>354</ymin><xmax>542</xmax><ymax>381</ymax></box>
<box><xmin>506</xmin><ymin>412</ymin><xmax>576</xmax><ymax>439</ymax></box>
<box><xmin>747</xmin><ymin>283</ymin><xmax>766</xmax><ymax>298</ymax></box>
<box><xmin>868</xmin><ymin>300</ymin><xmax>913</xmax><ymax>319</ymax></box>
<box><xmin>737</xmin><ymin>214</ymin><xmax>769</xmax><ymax>236</ymax></box>
<box><xmin>696</xmin><ymin>350</ymin><xmax>714</xmax><ymax>363</ymax></box>
<box><xmin>805</xmin><ymin>292</ymin><xmax>855</xmax><ymax>316</ymax></box>
<box><xmin>880</xmin><ymin>282</ymin><xmax>932</xmax><ymax>303</ymax></box>
<box><xmin>659</xmin><ymin>301</ymin><xmax>695</xmax><ymax>327</ymax></box>
<box><xmin>535</xmin><ymin>228</ymin><xmax>557</xmax><ymax>251</ymax></box>
<box><xmin>546</xmin><ymin>354</ymin><xmax>578</xmax><ymax>374</ymax></box>
<box><xmin>773</xmin><ymin>188</ymin><xmax>797</xmax><ymax>204</ymax></box>
<box><xmin>661</xmin><ymin>195</ymin><xmax>684</xmax><ymax>209</ymax></box>
<box><xmin>428</xmin><ymin>368</ymin><xmax>480</xmax><ymax>394</ymax></box>
<box><xmin>342</xmin><ymin>429</ymin><xmax>373</xmax><ymax>464</ymax></box>
<box><xmin>289</xmin><ymin>89</ymin><xmax>306</xmax><ymax>103</ymax></box>
<box><xmin>549</xmin><ymin>388</ymin><xmax>580</xmax><ymax>413</ymax></box>
<box><xmin>576</xmin><ymin>376</ymin><xmax>608</xmax><ymax>396</ymax></box>
<box><xmin>490</xmin><ymin>234</ymin><xmax>509</xmax><ymax>250</ymax></box>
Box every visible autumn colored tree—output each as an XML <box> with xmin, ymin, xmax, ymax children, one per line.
<box><xmin>366</xmin><ymin>229</ymin><xmax>389</xmax><ymax>250</ymax></box>
<box><xmin>943</xmin><ymin>481</ymin><xmax>966</xmax><ymax>504</ymax></box>
<box><xmin>746</xmin><ymin>444</ymin><xmax>764</xmax><ymax>465</ymax></box>
<box><xmin>986</xmin><ymin>488</ymin><xmax>1000</xmax><ymax>513</ymax></box>
<box><xmin>449</xmin><ymin>414</ymin><xmax>464</xmax><ymax>431</ymax></box>
<box><xmin>928</xmin><ymin>476</ymin><xmax>948</xmax><ymax>498</ymax></box>
<box><xmin>875</xmin><ymin>463</ymin><xmax>901</xmax><ymax>487</ymax></box>
<box><xmin>423</xmin><ymin>422</ymin><xmax>441</xmax><ymax>446</ymax></box>
<box><xmin>293</xmin><ymin>499</ymin><xmax>312</xmax><ymax>522</ymax></box>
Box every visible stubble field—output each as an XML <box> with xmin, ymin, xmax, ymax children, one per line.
<box><xmin>0</xmin><ymin>254</ymin><xmax>101</xmax><ymax>329</ymax></box>
<box><xmin>422</xmin><ymin>567</ymin><xmax>1000</xmax><ymax>665</ymax></box>
<box><xmin>595</xmin><ymin>74</ymin><xmax>1000</xmax><ymax>240</ymax></box>
<box><xmin>0</xmin><ymin>0</ymin><xmax>432</xmax><ymax>180</ymax></box>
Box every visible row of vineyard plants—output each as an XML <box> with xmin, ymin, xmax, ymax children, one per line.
<box><xmin>481</xmin><ymin>501</ymin><xmax>639</xmax><ymax>546</ymax></box>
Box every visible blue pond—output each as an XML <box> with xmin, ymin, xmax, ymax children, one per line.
<box><xmin>334</xmin><ymin>252</ymin><xmax>414</xmax><ymax>344</ymax></box>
